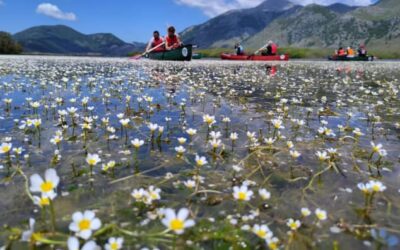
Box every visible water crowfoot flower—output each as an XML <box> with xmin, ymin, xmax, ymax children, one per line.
<box><xmin>67</xmin><ymin>236</ymin><xmax>100</xmax><ymax>250</ymax></box>
<box><xmin>233</xmin><ymin>184</ymin><xmax>253</xmax><ymax>201</ymax></box>
<box><xmin>161</xmin><ymin>208</ymin><xmax>195</xmax><ymax>234</ymax></box>
<box><xmin>69</xmin><ymin>210</ymin><xmax>102</xmax><ymax>240</ymax></box>
<box><xmin>105</xmin><ymin>237</ymin><xmax>124</xmax><ymax>250</ymax></box>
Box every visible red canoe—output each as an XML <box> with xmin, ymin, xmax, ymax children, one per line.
<box><xmin>220</xmin><ymin>53</ymin><xmax>289</xmax><ymax>61</ymax></box>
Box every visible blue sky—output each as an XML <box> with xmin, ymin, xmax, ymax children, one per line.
<box><xmin>0</xmin><ymin>0</ymin><xmax>378</xmax><ymax>43</ymax></box>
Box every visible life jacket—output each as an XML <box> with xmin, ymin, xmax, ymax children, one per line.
<box><xmin>347</xmin><ymin>48</ymin><xmax>355</xmax><ymax>56</ymax></box>
<box><xmin>338</xmin><ymin>49</ymin><xmax>346</xmax><ymax>56</ymax></box>
<box><xmin>151</xmin><ymin>38</ymin><xmax>164</xmax><ymax>52</ymax></box>
<box><xmin>270</xmin><ymin>43</ymin><xmax>277</xmax><ymax>55</ymax></box>
<box><xmin>166</xmin><ymin>35</ymin><xmax>179</xmax><ymax>48</ymax></box>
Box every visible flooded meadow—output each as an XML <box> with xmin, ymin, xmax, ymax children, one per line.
<box><xmin>0</xmin><ymin>56</ymin><xmax>399</xmax><ymax>249</ymax></box>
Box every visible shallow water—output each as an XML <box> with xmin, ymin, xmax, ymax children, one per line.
<box><xmin>0</xmin><ymin>56</ymin><xmax>399</xmax><ymax>249</ymax></box>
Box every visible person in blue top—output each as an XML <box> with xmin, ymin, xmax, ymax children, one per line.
<box><xmin>234</xmin><ymin>42</ymin><xmax>244</xmax><ymax>55</ymax></box>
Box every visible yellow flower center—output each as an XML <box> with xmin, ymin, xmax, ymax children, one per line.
<box><xmin>40</xmin><ymin>181</ymin><xmax>54</xmax><ymax>192</ymax></box>
<box><xmin>289</xmin><ymin>222</ymin><xmax>298</xmax><ymax>230</ymax></box>
<box><xmin>170</xmin><ymin>219</ymin><xmax>184</xmax><ymax>231</ymax></box>
<box><xmin>88</xmin><ymin>159</ymin><xmax>97</xmax><ymax>165</ymax></box>
<box><xmin>78</xmin><ymin>219</ymin><xmax>91</xmax><ymax>230</ymax></box>
<box><xmin>1</xmin><ymin>145</ymin><xmax>11</xmax><ymax>153</ymax></box>
<box><xmin>372</xmin><ymin>185</ymin><xmax>380</xmax><ymax>192</ymax></box>
<box><xmin>256</xmin><ymin>230</ymin><xmax>266</xmax><ymax>238</ymax></box>
<box><xmin>111</xmin><ymin>242</ymin><xmax>119</xmax><ymax>250</ymax></box>
<box><xmin>238</xmin><ymin>192</ymin><xmax>247</xmax><ymax>200</ymax></box>
<box><xmin>268</xmin><ymin>242</ymin><xmax>278</xmax><ymax>250</ymax></box>
<box><xmin>40</xmin><ymin>197</ymin><xmax>50</xmax><ymax>206</ymax></box>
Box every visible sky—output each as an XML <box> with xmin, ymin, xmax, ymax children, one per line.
<box><xmin>0</xmin><ymin>0</ymin><xmax>378</xmax><ymax>43</ymax></box>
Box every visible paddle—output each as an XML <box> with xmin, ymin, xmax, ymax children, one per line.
<box><xmin>132</xmin><ymin>42</ymin><xmax>166</xmax><ymax>60</ymax></box>
<box><xmin>253</xmin><ymin>43</ymin><xmax>269</xmax><ymax>55</ymax></box>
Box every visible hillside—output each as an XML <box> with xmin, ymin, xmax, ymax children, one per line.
<box><xmin>180</xmin><ymin>0</ymin><xmax>300</xmax><ymax>48</ymax></box>
<box><xmin>181</xmin><ymin>0</ymin><xmax>400</xmax><ymax>51</ymax></box>
<box><xmin>245</xmin><ymin>0</ymin><xmax>400</xmax><ymax>50</ymax></box>
<box><xmin>13</xmin><ymin>25</ymin><xmax>145</xmax><ymax>56</ymax></box>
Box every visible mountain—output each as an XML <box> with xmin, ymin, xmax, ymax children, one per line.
<box><xmin>244</xmin><ymin>0</ymin><xmax>400</xmax><ymax>50</ymax></box>
<box><xmin>180</xmin><ymin>0</ymin><xmax>301</xmax><ymax>48</ymax></box>
<box><xmin>181</xmin><ymin>0</ymin><xmax>399</xmax><ymax>51</ymax></box>
<box><xmin>13</xmin><ymin>25</ymin><xmax>145</xmax><ymax>56</ymax></box>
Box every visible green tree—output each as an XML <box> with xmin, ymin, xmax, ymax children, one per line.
<box><xmin>0</xmin><ymin>32</ymin><xmax>23</xmax><ymax>54</ymax></box>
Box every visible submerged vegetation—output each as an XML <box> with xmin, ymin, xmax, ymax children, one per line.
<box><xmin>0</xmin><ymin>56</ymin><xmax>399</xmax><ymax>249</ymax></box>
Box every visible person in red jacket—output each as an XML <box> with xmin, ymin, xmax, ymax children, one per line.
<box><xmin>337</xmin><ymin>47</ymin><xmax>347</xmax><ymax>57</ymax></box>
<box><xmin>146</xmin><ymin>31</ymin><xmax>165</xmax><ymax>52</ymax></box>
<box><xmin>262</xmin><ymin>41</ymin><xmax>278</xmax><ymax>56</ymax></box>
<box><xmin>165</xmin><ymin>26</ymin><xmax>182</xmax><ymax>50</ymax></box>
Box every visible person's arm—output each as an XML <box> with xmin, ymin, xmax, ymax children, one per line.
<box><xmin>171</xmin><ymin>36</ymin><xmax>182</xmax><ymax>49</ymax></box>
<box><xmin>165</xmin><ymin>36</ymin><xmax>173</xmax><ymax>50</ymax></box>
<box><xmin>145</xmin><ymin>38</ymin><xmax>153</xmax><ymax>52</ymax></box>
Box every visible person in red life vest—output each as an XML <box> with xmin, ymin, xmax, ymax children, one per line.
<box><xmin>146</xmin><ymin>31</ymin><xmax>165</xmax><ymax>52</ymax></box>
<box><xmin>337</xmin><ymin>47</ymin><xmax>347</xmax><ymax>57</ymax></box>
<box><xmin>262</xmin><ymin>41</ymin><xmax>278</xmax><ymax>56</ymax></box>
<box><xmin>165</xmin><ymin>26</ymin><xmax>182</xmax><ymax>50</ymax></box>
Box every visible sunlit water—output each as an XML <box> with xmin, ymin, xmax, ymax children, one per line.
<box><xmin>0</xmin><ymin>56</ymin><xmax>399</xmax><ymax>249</ymax></box>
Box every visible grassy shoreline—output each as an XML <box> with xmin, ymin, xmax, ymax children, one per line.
<box><xmin>195</xmin><ymin>47</ymin><xmax>400</xmax><ymax>59</ymax></box>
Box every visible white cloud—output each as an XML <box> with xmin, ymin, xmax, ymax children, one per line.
<box><xmin>36</xmin><ymin>3</ymin><xmax>77</xmax><ymax>21</ymax></box>
<box><xmin>174</xmin><ymin>0</ymin><xmax>376</xmax><ymax>17</ymax></box>
<box><xmin>174</xmin><ymin>0</ymin><xmax>264</xmax><ymax>17</ymax></box>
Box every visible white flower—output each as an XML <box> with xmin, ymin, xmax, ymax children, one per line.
<box><xmin>251</xmin><ymin>224</ymin><xmax>272</xmax><ymax>239</ymax></box>
<box><xmin>69</xmin><ymin>210</ymin><xmax>102</xmax><ymax>240</ymax></box>
<box><xmin>21</xmin><ymin>218</ymin><xmax>35</xmax><ymax>242</ymax></box>
<box><xmin>258</xmin><ymin>188</ymin><xmax>271</xmax><ymax>200</ymax></box>
<box><xmin>175</xmin><ymin>146</ymin><xmax>186</xmax><ymax>154</ymax></box>
<box><xmin>161</xmin><ymin>208</ymin><xmax>195</xmax><ymax>234</ymax></box>
<box><xmin>315</xmin><ymin>208</ymin><xmax>327</xmax><ymax>221</ymax></box>
<box><xmin>371</xmin><ymin>142</ymin><xmax>383</xmax><ymax>153</ymax></box>
<box><xmin>0</xmin><ymin>143</ymin><xmax>12</xmax><ymax>154</ymax></box>
<box><xmin>271</xmin><ymin>118</ymin><xmax>284</xmax><ymax>130</ymax></box>
<box><xmin>290</xmin><ymin>150</ymin><xmax>301</xmax><ymax>159</ymax></box>
<box><xmin>131</xmin><ymin>188</ymin><xmax>146</xmax><ymax>201</ymax></box>
<box><xmin>367</xmin><ymin>180</ymin><xmax>386</xmax><ymax>193</ymax></box>
<box><xmin>131</xmin><ymin>139</ymin><xmax>144</xmax><ymax>148</ymax></box>
<box><xmin>203</xmin><ymin>114</ymin><xmax>216</xmax><ymax>126</ymax></box>
<box><xmin>287</xmin><ymin>218</ymin><xmax>301</xmax><ymax>231</ymax></box>
<box><xmin>316</xmin><ymin>151</ymin><xmax>329</xmax><ymax>161</ymax></box>
<box><xmin>119</xmin><ymin>119</ymin><xmax>130</xmax><ymax>127</ymax></box>
<box><xmin>30</xmin><ymin>169</ymin><xmax>59</xmax><ymax>199</ymax></box>
<box><xmin>195</xmin><ymin>155</ymin><xmax>207</xmax><ymax>167</ymax></box>
<box><xmin>183</xmin><ymin>180</ymin><xmax>196</xmax><ymax>189</ymax></box>
<box><xmin>264</xmin><ymin>138</ymin><xmax>275</xmax><ymax>145</ymax></box>
<box><xmin>67</xmin><ymin>236</ymin><xmax>100</xmax><ymax>250</ymax></box>
<box><xmin>210</xmin><ymin>131</ymin><xmax>222</xmax><ymax>139</ymax></box>
<box><xmin>86</xmin><ymin>154</ymin><xmax>101</xmax><ymax>166</ymax></box>
<box><xmin>230</xmin><ymin>132</ymin><xmax>238</xmax><ymax>141</ymax></box>
<box><xmin>105</xmin><ymin>237</ymin><xmax>124</xmax><ymax>250</ymax></box>
<box><xmin>177</xmin><ymin>137</ymin><xmax>187</xmax><ymax>144</ymax></box>
<box><xmin>209</xmin><ymin>139</ymin><xmax>222</xmax><ymax>149</ymax></box>
<box><xmin>233</xmin><ymin>184</ymin><xmax>253</xmax><ymax>201</ymax></box>
<box><xmin>148</xmin><ymin>123</ymin><xmax>158</xmax><ymax>132</ymax></box>
<box><xmin>301</xmin><ymin>208</ymin><xmax>311</xmax><ymax>217</ymax></box>
<box><xmin>186</xmin><ymin>128</ymin><xmax>197</xmax><ymax>136</ymax></box>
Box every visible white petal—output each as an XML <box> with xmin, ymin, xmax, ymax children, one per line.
<box><xmin>83</xmin><ymin>210</ymin><xmax>95</xmax><ymax>220</ymax></box>
<box><xmin>45</xmin><ymin>168</ymin><xmax>59</xmax><ymax>187</ymax></box>
<box><xmin>184</xmin><ymin>219</ymin><xmax>195</xmax><ymax>228</ymax></box>
<box><xmin>29</xmin><ymin>174</ymin><xmax>43</xmax><ymax>192</ymax></box>
<box><xmin>67</xmin><ymin>236</ymin><xmax>80</xmax><ymax>250</ymax></box>
<box><xmin>82</xmin><ymin>241</ymin><xmax>99</xmax><ymax>250</ymax></box>
<box><xmin>90</xmin><ymin>218</ymin><xmax>101</xmax><ymax>230</ymax></box>
<box><xmin>177</xmin><ymin>208</ymin><xmax>189</xmax><ymax>220</ymax></box>
<box><xmin>78</xmin><ymin>229</ymin><xmax>92</xmax><ymax>240</ymax></box>
<box><xmin>72</xmin><ymin>212</ymin><xmax>83</xmax><ymax>222</ymax></box>
<box><xmin>163</xmin><ymin>208</ymin><xmax>176</xmax><ymax>220</ymax></box>
<box><xmin>69</xmin><ymin>222</ymin><xmax>79</xmax><ymax>232</ymax></box>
